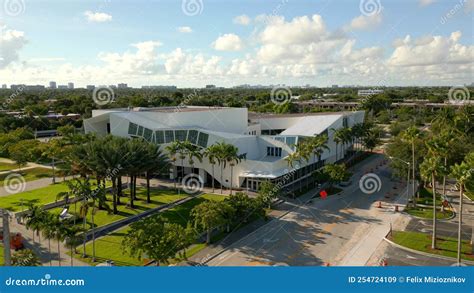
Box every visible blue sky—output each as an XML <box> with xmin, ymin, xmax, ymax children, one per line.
<box><xmin>1</xmin><ymin>0</ymin><xmax>473</xmax><ymax>87</ymax></box>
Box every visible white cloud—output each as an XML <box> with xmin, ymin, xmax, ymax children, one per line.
<box><xmin>98</xmin><ymin>41</ymin><xmax>162</xmax><ymax>74</ymax></box>
<box><xmin>346</xmin><ymin>14</ymin><xmax>382</xmax><ymax>31</ymax></box>
<box><xmin>0</xmin><ymin>27</ymin><xmax>27</xmax><ymax>68</ymax></box>
<box><xmin>177</xmin><ymin>26</ymin><xmax>193</xmax><ymax>33</ymax></box>
<box><xmin>233</xmin><ymin>14</ymin><xmax>251</xmax><ymax>26</ymax></box>
<box><xmin>419</xmin><ymin>0</ymin><xmax>435</xmax><ymax>7</ymax></box>
<box><xmin>84</xmin><ymin>11</ymin><xmax>112</xmax><ymax>23</ymax></box>
<box><xmin>212</xmin><ymin>34</ymin><xmax>243</xmax><ymax>51</ymax></box>
<box><xmin>388</xmin><ymin>31</ymin><xmax>473</xmax><ymax>67</ymax></box>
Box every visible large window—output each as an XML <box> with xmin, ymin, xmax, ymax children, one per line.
<box><xmin>188</xmin><ymin>130</ymin><xmax>198</xmax><ymax>144</ymax></box>
<box><xmin>137</xmin><ymin>126</ymin><xmax>144</xmax><ymax>136</ymax></box>
<box><xmin>155</xmin><ymin>131</ymin><xmax>165</xmax><ymax>144</ymax></box>
<box><xmin>143</xmin><ymin>128</ymin><xmax>153</xmax><ymax>141</ymax></box>
<box><xmin>128</xmin><ymin>122</ymin><xmax>138</xmax><ymax>135</ymax></box>
<box><xmin>175</xmin><ymin>130</ymin><xmax>187</xmax><ymax>142</ymax></box>
<box><xmin>197</xmin><ymin>132</ymin><xmax>209</xmax><ymax>148</ymax></box>
<box><xmin>165</xmin><ymin>130</ymin><xmax>174</xmax><ymax>143</ymax></box>
<box><xmin>266</xmin><ymin>147</ymin><xmax>282</xmax><ymax>157</ymax></box>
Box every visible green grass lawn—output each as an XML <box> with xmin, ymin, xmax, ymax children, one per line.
<box><xmin>0</xmin><ymin>168</ymin><xmax>54</xmax><ymax>185</ymax></box>
<box><xmin>0</xmin><ymin>180</ymin><xmax>110</xmax><ymax>212</ymax></box>
<box><xmin>405</xmin><ymin>207</ymin><xmax>454</xmax><ymax>219</ymax></box>
<box><xmin>74</xmin><ymin>193</ymin><xmax>226</xmax><ymax>266</ymax></box>
<box><xmin>0</xmin><ymin>161</ymin><xmax>16</xmax><ymax>172</ymax></box>
<box><xmin>391</xmin><ymin>230</ymin><xmax>474</xmax><ymax>261</ymax></box>
<box><xmin>0</xmin><ymin>182</ymin><xmax>71</xmax><ymax>212</ymax></box>
<box><xmin>49</xmin><ymin>188</ymin><xmax>188</xmax><ymax>229</ymax></box>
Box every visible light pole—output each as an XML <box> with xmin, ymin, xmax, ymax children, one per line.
<box><xmin>388</xmin><ymin>156</ymin><xmax>411</xmax><ymax>207</ymax></box>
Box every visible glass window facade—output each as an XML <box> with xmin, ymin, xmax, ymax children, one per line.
<box><xmin>197</xmin><ymin>132</ymin><xmax>209</xmax><ymax>148</ymax></box>
<box><xmin>188</xmin><ymin>130</ymin><xmax>198</xmax><ymax>144</ymax></box>
<box><xmin>165</xmin><ymin>130</ymin><xmax>174</xmax><ymax>143</ymax></box>
<box><xmin>143</xmin><ymin>128</ymin><xmax>153</xmax><ymax>141</ymax></box>
<box><xmin>155</xmin><ymin>131</ymin><xmax>165</xmax><ymax>144</ymax></box>
<box><xmin>175</xmin><ymin>130</ymin><xmax>187</xmax><ymax>141</ymax></box>
<box><xmin>128</xmin><ymin>122</ymin><xmax>138</xmax><ymax>135</ymax></box>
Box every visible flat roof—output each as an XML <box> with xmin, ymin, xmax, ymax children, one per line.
<box><xmin>248</xmin><ymin>111</ymin><xmax>359</xmax><ymax>120</ymax></box>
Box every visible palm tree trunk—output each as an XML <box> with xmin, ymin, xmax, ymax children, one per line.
<box><xmin>220</xmin><ymin>165</ymin><xmax>224</xmax><ymax>194</ymax></box>
<box><xmin>442</xmin><ymin>157</ymin><xmax>447</xmax><ymax>198</ymax></box>
<box><xmin>57</xmin><ymin>241</ymin><xmax>61</xmax><ymax>266</ymax></box>
<box><xmin>457</xmin><ymin>185</ymin><xmax>463</xmax><ymax>265</ymax></box>
<box><xmin>431</xmin><ymin>174</ymin><xmax>437</xmax><ymax>249</ymax></box>
<box><xmin>146</xmin><ymin>172</ymin><xmax>151</xmax><ymax>204</ymax></box>
<box><xmin>92</xmin><ymin>209</ymin><xmax>96</xmax><ymax>263</ymax></box>
<box><xmin>133</xmin><ymin>176</ymin><xmax>138</xmax><ymax>200</ymax></box>
<box><xmin>335</xmin><ymin>143</ymin><xmax>338</xmax><ymax>161</ymax></box>
<box><xmin>112</xmin><ymin>178</ymin><xmax>118</xmax><ymax>214</ymax></box>
<box><xmin>230</xmin><ymin>166</ymin><xmax>233</xmax><ymax>195</ymax></box>
<box><xmin>207</xmin><ymin>228</ymin><xmax>211</xmax><ymax>244</ymax></box>
<box><xmin>48</xmin><ymin>239</ymin><xmax>52</xmax><ymax>266</ymax></box>
<box><xmin>412</xmin><ymin>142</ymin><xmax>417</xmax><ymax>199</ymax></box>
<box><xmin>70</xmin><ymin>245</ymin><xmax>74</xmax><ymax>266</ymax></box>
<box><xmin>211</xmin><ymin>164</ymin><xmax>215</xmax><ymax>193</ymax></box>
<box><xmin>117</xmin><ymin>176</ymin><xmax>122</xmax><ymax>205</ymax></box>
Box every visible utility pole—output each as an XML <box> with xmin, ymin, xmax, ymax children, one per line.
<box><xmin>1</xmin><ymin>209</ymin><xmax>11</xmax><ymax>266</ymax></box>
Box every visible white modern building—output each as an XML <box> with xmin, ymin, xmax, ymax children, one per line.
<box><xmin>84</xmin><ymin>107</ymin><xmax>364</xmax><ymax>192</ymax></box>
<box><xmin>357</xmin><ymin>89</ymin><xmax>384</xmax><ymax>97</ymax></box>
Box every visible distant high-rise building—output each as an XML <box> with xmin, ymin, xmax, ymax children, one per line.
<box><xmin>49</xmin><ymin>81</ymin><xmax>57</xmax><ymax>89</ymax></box>
<box><xmin>68</xmin><ymin>82</ymin><xmax>74</xmax><ymax>89</ymax></box>
<box><xmin>86</xmin><ymin>85</ymin><xmax>95</xmax><ymax>91</ymax></box>
<box><xmin>118</xmin><ymin>83</ymin><xmax>128</xmax><ymax>89</ymax></box>
<box><xmin>58</xmin><ymin>85</ymin><xmax>68</xmax><ymax>89</ymax></box>
<box><xmin>331</xmin><ymin>85</ymin><xmax>338</xmax><ymax>88</ymax></box>
<box><xmin>1</xmin><ymin>84</ymin><xmax>6</xmax><ymax>89</ymax></box>
<box><xmin>205</xmin><ymin>84</ymin><xmax>216</xmax><ymax>89</ymax></box>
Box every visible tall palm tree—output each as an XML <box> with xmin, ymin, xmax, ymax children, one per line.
<box><xmin>420</xmin><ymin>155</ymin><xmax>444</xmax><ymax>250</ymax></box>
<box><xmin>332</xmin><ymin>128</ymin><xmax>346</xmax><ymax>161</ymax></box>
<box><xmin>285</xmin><ymin>152</ymin><xmax>301</xmax><ymax>197</ymax></box>
<box><xmin>165</xmin><ymin>141</ymin><xmax>180</xmax><ymax>190</ymax></box>
<box><xmin>41</xmin><ymin>213</ymin><xmax>57</xmax><ymax>266</ymax></box>
<box><xmin>310</xmin><ymin>134</ymin><xmax>329</xmax><ymax>168</ymax></box>
<box><xmin>450</xmin><ymin>162</ymin><xmax>472</xmax><ymax>265</ymax></box>
<box><xmin>24</xmin><ymin>204</ymin><xmax>46</xmax><ymax>244</ymax></box>
<box><xmin>402</xmin><ymin>126</ymin><xmax>421</xmax><ymax>202</ymax></box>
<box><xmin>143</xmin><ymin>143</ymin><xmax>169</xmax><ymax>203</ymax></box>
<box><xmin>204</xmin><ymin>144</ymin><xmax>220</xmax><ymax>193</ymax></box>
<box><xmin>185</xmin><ymin>142</ymin><xmax>203</xmax><ymax>175</ymax></box>
<box><xmin>222</xmin><ymin>143</ymin><xmax>245</xmax><ymax>195</ymax></box>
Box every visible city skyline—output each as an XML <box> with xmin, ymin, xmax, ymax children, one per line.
<box><xmin>1</xmin><ymin>0</ymin><xmax>473</xmax><ymax>88</ymax></box>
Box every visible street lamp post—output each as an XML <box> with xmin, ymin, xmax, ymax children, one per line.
<box><xmin>388</xmin><ymin>156</ymin><xmax>411</xmax><ymax>207</ymax></box>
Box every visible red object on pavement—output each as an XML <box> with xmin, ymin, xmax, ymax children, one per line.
<box><xmin>320</xmin><ymin>190</ymin><xmax>328</xmax><ymax>199</ymax></box>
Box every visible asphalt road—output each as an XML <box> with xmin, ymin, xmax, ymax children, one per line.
<box><xmin>207</xmin><ymin>155</ymin><xmax>408</xmax><ymax>266</ymax></box>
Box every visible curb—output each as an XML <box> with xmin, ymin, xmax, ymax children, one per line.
<box><xmin>383</xmin><ymin>235</ymin><xmax>474</xmax><ymax>266</ymax></box>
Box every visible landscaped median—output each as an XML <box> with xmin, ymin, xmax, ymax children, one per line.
<box><xmin>405</xmin><ymin>187</ymin><xmax>454</xmax><ymax>219</ymax></box>
<box><xmin>73</xmin><ymin>194</ymin><xmax>225</xmax><ymax>266</ymax></box>
<box><xmin>389</xmin><ymin>230</ymin><xmax>474</xmax><ymax>262</ymax></box>
<box><xmin>0</xmin><ymin>161</ymin><xmax>16</xmax><ymax>172</ymax></box>
<box><xmin>49</xmin><ymin>188</ymin><xmax>189</xmax><ymax>229</ymax></box>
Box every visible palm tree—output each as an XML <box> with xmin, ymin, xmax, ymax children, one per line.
<box><xmin>223</xmin><ymin>144</ymin><xmax>245</xmax><ymax>195</ymax></box>
<box><xmin>204</xmin><ymin>144</ymin><xmax>220</xmax><ymax>193</ymax></box>
<box><xmin>310</xmin><ymin>134</ymin><xmax>329</xmax><ymax>168</ymax></box>
<box><xmin>402</xmin><ymin>126</ymin><xmax>421</xmax><ymax>202</ymax></box>
<box><xmin>24</xmin><ymin>204</ymin><xmax>46</xmax><ymax>244</ymax></box>
<box><xmin>284</xmin><ymin>152</ymin><xmax>301</xmax><ymax>197</ymax></box>
<box><xmin>41</xmin><ymin>213</ymin><xmax>57</xmax><ymax>266</ymax></box>
<box><xmin>332</xmin><ymin>128</ymin><xmax>346</xmax><ymax>161</ymax></box>
<box><xmin>420</xmin><ymin>155</ymin><xmax>444</xmax><ymax>249</ymax></box>
<box><xmin>52</xmin><ymin>218</ymin><xmax>66</xmax><ymax>267</ymax></box>
<box><xmin>438</xmin><ymin>129</ymin><xmax>455</xmax><ymax>198</ymax></box>
<box><xmin>143</xmin><ymin>143</ymin><xmax>169</xmax><ymax>203</ymax></box>
<box><xmin>165</xmin><ymin>141</ymin><xmax>180</xmax><ymax>190</ymax></box>
<box><xmin>450</xmin><ymin>162</ymin><xmax>472</xmax><ymax>265</ymax></box>
<box><xmin>62</xmin><ymin>223</ymin><xmax>83</xmax><ymax>266</ymax></box>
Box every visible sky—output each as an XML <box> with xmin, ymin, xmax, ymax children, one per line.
<box><xmin>1</xmin><ymin>0</ymin><xmax>473</xmax><ymax>87</ymax></box>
